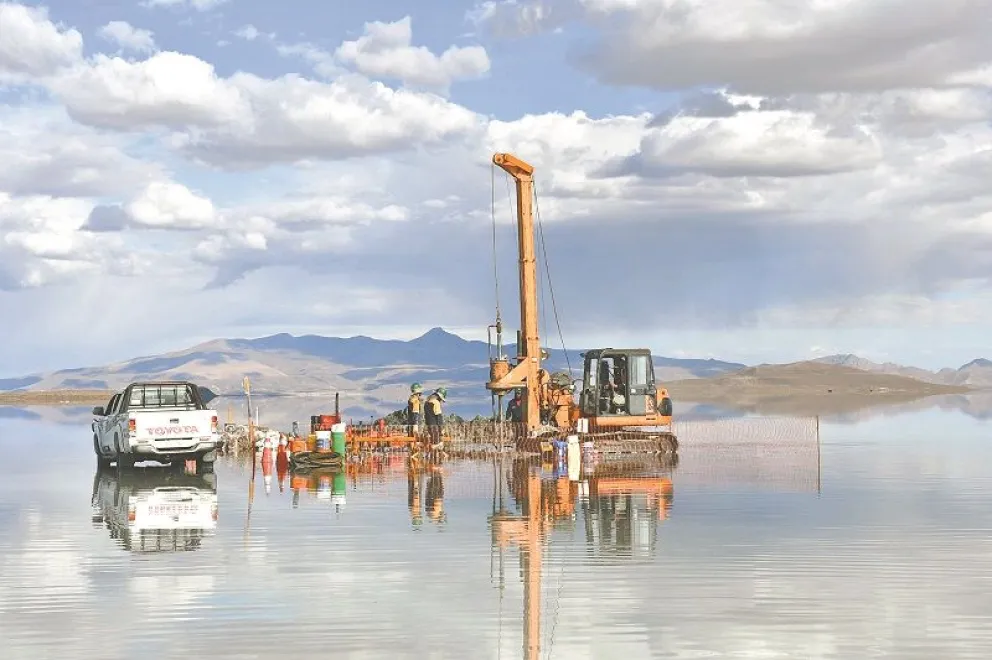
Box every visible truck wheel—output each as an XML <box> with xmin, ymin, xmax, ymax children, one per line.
<box><xmin>114</xmin><ymin>435</ymin><xmax>134</xmax><ymax>470</ymax></box>
<box><xmin>196</xmin><ymin>450</ymin><xmax>216</xmax><ymax>473</ymax></box>
<box><xmin>94</xmin><ymin>435</ymin><xmax>111</xmax><ymax>468</ymax></box>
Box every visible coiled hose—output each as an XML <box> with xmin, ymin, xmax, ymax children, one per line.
<box><xmin>289</xmin><ymin>451</ymin><xmax>344</xmax><ymax>472</ymax></box>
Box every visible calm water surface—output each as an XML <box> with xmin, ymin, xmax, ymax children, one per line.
<box><xmin>1</xmin><ymin>405</ymin><xmax>991</xmax><ymax>659</ymax></box>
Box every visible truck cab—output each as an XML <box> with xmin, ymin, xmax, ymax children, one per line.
<box><xmin>578</xmin><ymin>349</ymin><xmax>673</xmax><ymax>426</ymax></box>
<box><xmin>92</xmin><ymin>381</ymin><xmax>221</xmax><ymax>470</ymax></box>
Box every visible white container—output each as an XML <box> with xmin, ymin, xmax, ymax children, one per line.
<box><xmin>567</xmin><ymin>435</ymin><xmax>581</xmax><ymax>481</ymax></box>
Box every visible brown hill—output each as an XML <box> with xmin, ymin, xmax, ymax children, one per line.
<box><xmin>665</xmin><ymin>361</ymin><xmax>970</xmax><ymax>416</ymax></box>
<box><xmin>813</xmin><ymin>354</ymin><xmax>992</xmax><ymax>387</ymax></box>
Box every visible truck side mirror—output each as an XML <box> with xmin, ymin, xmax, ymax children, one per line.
<box><xmin>92</xmin><ymin>406</ymin><xmax>104</xmax><ymax>416</ymax></box>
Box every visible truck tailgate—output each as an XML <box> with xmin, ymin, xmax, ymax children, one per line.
<box><xmin>132</xmin><ymin>410</ymin><xmax>215</xmax><ymax>441</ymax></box>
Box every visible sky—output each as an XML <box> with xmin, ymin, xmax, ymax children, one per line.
<box><xmin>1</xmin><ymin>0</ymin><xmax>992</xmax><ymax>377</ymax></box>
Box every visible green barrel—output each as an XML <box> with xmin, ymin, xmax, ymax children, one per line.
<box><xmin>331</xmin><ymin>422</ymin><xmax>347</xmax><ymax>456</ymax></box>
<box><xmin>333</xmin><ymin>470</ymin><xmax>346</xmax><ymax>496</ymax></box>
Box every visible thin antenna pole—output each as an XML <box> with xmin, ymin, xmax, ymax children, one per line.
<box><xmin>816</xmin><ymin>415</ymin><xmax>821</xmax><ymax>495</ymax></box>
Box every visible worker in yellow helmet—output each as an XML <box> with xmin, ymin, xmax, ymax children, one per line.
<box><xmin>407</xmin><ymin>383</ymin><xmax>424</xmax><ymax>437</ymax></box>
<box><xmin>424</xmin><ymin>387</ymin><xmax>447</xmax><ymax>451</ymax></box>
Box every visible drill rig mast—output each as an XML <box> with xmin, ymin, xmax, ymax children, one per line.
<box><xmin>486</xmin><ymin>153</ymin><xmax>544</xmax><ymax>432</ymax></box>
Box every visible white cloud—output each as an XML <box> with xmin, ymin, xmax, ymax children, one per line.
<box><xmin>234</xmin><ymin>24</ymin><xmax>260</xmax><ymax>41</ymax></box>
<box><xmin>0</xmin><ymin>2</ymin><xmax>82</xmax><ymax>81</ymax></box>
<box><xmin>0</xmin><ymin>193</ymin><xmax>141</xmax><ymax>289</ymax></box>
<box><xmin>466</xmin><ymin>0</ymin><xmax>568</xmax><ymax>37</ymax></box>
<box><xmin>51</xmin><ymin>51</ymin><xmax>250</xmax><ymax>129</ymax></box>
<box><xmin>1</xmin><ymin>1</ymin><xmax>992</xmax><ymax>369</ymax></box>
<box><xmin>187</xmin><ymin>194</ymin><xmax>411</xmax><ymax>283</ymax></box>
<box><xmin>754</xmin><ymin>289</ymin><xmax>992</xmax><ymax>328</ymax></box>
<box><xmin>275</xmin><ymin>42</ymin><xmax>341</xmax><ymax>78</ymax></box>
<box><xmin>335</xmin><ymin>16</ymin><xmax>491</xmax><ymax>91</ymax></box>
<box><xmin>143</xmin><ymin>0</ymin><xmax>230</xmax><ymax>11</ymax></box>
<box><xmin>624</xmin><ymin>106</ymin><xmax>883</xmax><ymax>178</ymax></box>
<box><xmin>172</xmin><ymin>72</ymin><xmax>482</xmax><ymax>167</ymax></box>
<box><xmin>0</xmin><ymin>104</ymin><xmax>162</xmax><ymax>197</ymax></box>
<box><xmin>97</xmin><ymin>21</ymin><xmax>156</xmax><ymax>54</ymax></box>
<box><xmin>41</xmin><ymin>47</ymin><xmax>480</xmax><ymax>165</ymax></box>
<box><xmin>125</xmin><ymin>181</ymin><xmax>216</xmax><ymax>230</ymax></box>
<box><xmin>473</xmin><ymin>0</ymin><xmax>992</xmax><ymax>95</ymax></box>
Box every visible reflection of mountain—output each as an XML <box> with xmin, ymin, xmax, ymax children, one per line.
<box><xmin>90</xmin><ymin>466</ymin><xmax>218</xmax><ymax>553</ymax></box>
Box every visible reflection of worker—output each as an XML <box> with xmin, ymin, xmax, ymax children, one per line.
<box><xmin>407</xmin><ymin>463</ymin><xmax>424</xmax><ymax>527</ymax></box>
<box><xmin>506</xmin><ymin>390</ymin><xmax>522</xmax><ymax>423</ymax></box>
<box><xmin>424</xmin><ymin>387</ymin><xmax>447</xmax><ymax>449</ymax></box>
<box><xmin>425</xmin><ymin>466</ymin><xmax>445</xmax><ymax>524</ymax></box>
<box><xmin>407</xmin><ymin>383</ymin><xmax>424</xmax><ymax>436</ymax></box>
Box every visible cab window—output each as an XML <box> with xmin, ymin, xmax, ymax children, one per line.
<box><xmin>630</xmin><ymin>355</ymin><xmax>651</xmax><ymax>388</ymax></box>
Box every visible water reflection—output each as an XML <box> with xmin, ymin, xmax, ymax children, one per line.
<box><xmin>90</xmin><ymin>465</ymin><xmax>218</xmax><ymax>553</ymax></box>
<box><xmin>491</xmin><ymin>454</ymin><xmax>677</xmax><ymax>660</ymax></box>
<box><xmin>408</xmin><ymin>458</ymin><xmax>446</xmax><ymax>526</ymax></box>
<box><xmin>8</xmin><ymin>404</ymin><xmax>977</xmax><ymax>659</ymax></box>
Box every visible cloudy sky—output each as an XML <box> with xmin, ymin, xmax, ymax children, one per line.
<box><xmin>1</xmin><ymin>0</ymin><xmax>991</xmax><ymax>376</ymax></box>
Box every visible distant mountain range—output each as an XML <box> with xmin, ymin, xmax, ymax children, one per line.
<box><xmin>810</xmin><ymin>354</ymin><xmax>992</xmax><ymax>387</ymax></box>
<box><xmin>0</xmin><ymin>327</ymin><xmax>988</xmax><ymax>418</ymax></box>
<box><xmin>0</xmin><ymin>328</ymin><xmax>744</xmax><ymax>417</ymax></box>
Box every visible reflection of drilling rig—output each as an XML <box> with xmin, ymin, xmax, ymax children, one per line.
<box><xmin>484</xmin><ymin>153</ymin><xmax>677</xmax><ymax>454</ymax></box>
<box><xmin>489</xmin><ymin>456</ymin><xmax>675</xmax><ymax>660</ymax></box>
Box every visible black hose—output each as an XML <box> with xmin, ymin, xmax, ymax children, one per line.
<box><xmin>289</xmin><ymin>451</ymin><xmax>344</xmax><ymax>471</ymax></box>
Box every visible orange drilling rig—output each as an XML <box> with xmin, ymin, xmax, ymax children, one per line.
<box><xmin>485</xmin><ymin>152</ymin><xmax>677</xmax><ymax>453</ymax></box>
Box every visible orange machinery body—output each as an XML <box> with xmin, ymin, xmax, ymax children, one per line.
<box><xmin>346</xmin><ymin>421</ymin><xmax>453</xmax><ymax>450</ymax></box>
<box><xmin>542</xmin><ymin>374</ymin><xmax>673</xmax><ymax>432</ymax></box>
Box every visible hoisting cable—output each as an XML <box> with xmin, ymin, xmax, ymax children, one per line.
<box><xmin>545</xmin><ymin>537</ymin><xmax>568</xmax><ymax>659</ymax></box>
<box><xmin>533</xmin><ymin>182</ymin><xmax>572</xmax><ymax>377</ymax></box>
<box><xmin>490</xmin><ymin>162</ymin><xmax>502</xmax><ymax>424</ymax></box>
<box><xmin>538</xmin><ymin>225</ymin><xmax>550</xmax><ymax>355</ymax></box>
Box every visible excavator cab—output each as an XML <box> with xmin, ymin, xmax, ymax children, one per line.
<box><xmin>579</xmin><ymin>349</ymin><xmax>666</xmax><ymax>420</ymax></box>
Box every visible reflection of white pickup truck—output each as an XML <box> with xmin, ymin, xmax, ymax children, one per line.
<box><xmin>92</xmin><ymin>381</ymin><xmax>221</xmax><ymax>470</ymax></box>
<box><xmin>90</xmin><ymin>466</ymin><xmax>218</xmax><ymax>552</ymax></box>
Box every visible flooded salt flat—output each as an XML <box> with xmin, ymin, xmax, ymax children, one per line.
<box><xmin>1</xmin><ymin>404</ymin><xmax>992</xmax><ymax>659</ymax></box>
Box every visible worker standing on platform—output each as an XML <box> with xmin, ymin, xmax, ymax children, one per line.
<box><xmin>506</xmin><ymin>390</ymin><xmax>522</xmax><ymax>424</ymax></box>
<box><xmin>407</xmin><ymin>383</ymin><xmax>424</xmax><ymax>436</ymax></box>
<box><xmin>424</xmin><ymin>387</ymin><xmax>447</xmax><ymax>450</ymax></box>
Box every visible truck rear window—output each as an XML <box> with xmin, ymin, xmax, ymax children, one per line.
<box><xmin>128</xmin><ymin>385</ymin><xmax>197</xmax><ymax>408</ymax></box>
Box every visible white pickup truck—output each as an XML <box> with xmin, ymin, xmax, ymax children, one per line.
<box><xmin>92</xmin><ymin>381</ymin><xmax>221</xmax><ymax>470</ymax></box>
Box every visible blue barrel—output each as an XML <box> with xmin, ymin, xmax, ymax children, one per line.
<box><xmin>316</xmin><ymin>431</ymin><xmax>331</xmax><ymax>451</ymax></box>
